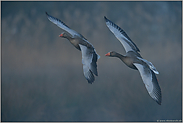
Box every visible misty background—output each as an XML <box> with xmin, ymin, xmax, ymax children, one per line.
<box><xmin>1</xmin><ymin>1</ymin><xmax>182</xmax><ymax>122</ymax></box>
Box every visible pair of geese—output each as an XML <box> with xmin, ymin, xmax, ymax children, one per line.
<box><xmin>46</xmin><ymin>12</ymin><xmax>161</xmax><ymax>105</ymax></box>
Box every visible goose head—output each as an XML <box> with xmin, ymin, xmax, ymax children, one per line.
<box><xmin>105</xmin><ymin>51</ymin><xmax>118</xmax><ymax>57</ymax></box>
<box><xmin>59</xmin><ymin>32</ymin><xmax>70</xmax><ymax>38</ymax></box>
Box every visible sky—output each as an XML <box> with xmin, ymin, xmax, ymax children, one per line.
<box><xmin>1</xmin><ymin>1</ymin><xmax>182</xmax><ymax>122</ymax></box>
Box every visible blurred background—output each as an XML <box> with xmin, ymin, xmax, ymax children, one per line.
<box><xmin>1</xmin><ymin>1</ymin><xmax>182</xmax><ymax>122</ymax></box>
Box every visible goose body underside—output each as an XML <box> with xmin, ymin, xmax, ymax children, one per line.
<box><xmin>122</xmin><ymin>57</ymin><xmax>138</xmax><ymax>70</ymax></box>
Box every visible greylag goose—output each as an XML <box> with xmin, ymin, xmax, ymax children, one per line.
<box><xmin>104</xmin><ymin>16</ymin><xmax>161</xmax><ymax>105</ymax></box>
<box><xmin>45</xmin><ymin>12</ymin><xmax>100</xmax><ymax>84</ymax></box>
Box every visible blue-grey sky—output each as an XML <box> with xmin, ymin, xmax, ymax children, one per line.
<box><xmin>1</xmin><ymin>1</ymin><xmax>182</xmax><ymax>122</ymax></box>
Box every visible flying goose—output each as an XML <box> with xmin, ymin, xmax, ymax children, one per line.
<box><xmin>46</xmin><ymin>12</ymin><xmax>100</xmax><ymax>84</ymax></box>
<box><xmin>104</xmin><ymin>16</ymin><xmax>161</xmax><ymax>105</ymax></box>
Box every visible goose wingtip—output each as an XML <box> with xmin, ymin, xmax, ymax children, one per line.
<box><xmin>45</xmin><ymin>12</ymin><xmax>50</xmax><ymax>17</ymax></box>
<box><xmin>87</xmin><ymin>79</ymin><xmax>94</xmax><ymax>84</ymax></box>
<box><xmin>88</xmin><ymin>82</ymin><xmax>93</xmax><ymax>84</ymax></box>
<box><xmin>154</xmin><ymin>95</ymin><xmax>162</xmax><ymax>105</ymax></box>
<box><xmin>104</xmin><ymin>16</ymin><xmax>108</xmax><ymax>21</ymax></box>
<box><xmin>157</xmin><ymin>100</ymin><xmax>161</xmax><ymax>105</ymax></box>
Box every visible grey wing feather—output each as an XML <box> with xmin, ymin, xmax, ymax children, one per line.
<box><xmin>79</xmin><ymin>44</ymin><xmax>98</xmax><ymax>83</ymax></box>
<box><xmin>137</xmin><ymin>57</ymin><xmax>159</xmax><ymax>74</ymax></box>
<box><xmin>133</xmin><ymin>63</ymin><xmax>161</xmax><ymax>105</ymax></box>
<box><xmin>104</xmin><ymin>16</ymin><xmax>140</xmax><ymax>53</ymax></box>
<box><xmin>90</xmin><ymin>52</ymin><xmax>98</xmax><ymax>76</ymax></box>
<box><xmin>46</xmin><ymin>12</ymin><xmax>86</xmax><ymax>39</ymax></box>
<box><xmin>83</xmin><ymin>65</ymin><xmax>95</xmax><ymax>84</ymax></box>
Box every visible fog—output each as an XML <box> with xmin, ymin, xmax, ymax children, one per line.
<box><xmin>1</xmin><ymin>1</ymin><xmax>182</xmax><ymax>122</ymax></box>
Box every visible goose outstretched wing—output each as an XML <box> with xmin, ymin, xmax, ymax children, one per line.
<box><xmin>104</xmin><ymin>16</ymin><xmax>140</xmax><ymax>53</ymax></box>
<box><xmin>46</xmin><ymin>12</ymin><xmax>86</xmax><ymax>39</ymax></box>
<box><xmin>79</xmin><ymin>44</ymin><xmax>99</xmax><ymax>84</ymax></box>
<box><xmin>133</xmin><ymin>63</ymin><xmax>162</xmax><ymax>105</ymax></box>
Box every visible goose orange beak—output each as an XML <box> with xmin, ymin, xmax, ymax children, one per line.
<box><xmin>105</xmin><ymin>52</ymin><xmax>110</xmax><ymax>56</ymax></box>
<box><xmin>59</xmin><ymin>33</ymin><xmax>63</xmax><ymax>37</ymax></box>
